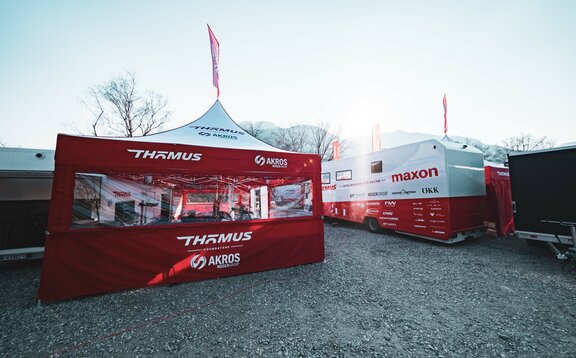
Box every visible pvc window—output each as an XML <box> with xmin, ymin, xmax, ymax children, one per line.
<box><xmin>70</xmin><ymin>173</ymin><xmax>313</xmax><ymax>229</ymax></box>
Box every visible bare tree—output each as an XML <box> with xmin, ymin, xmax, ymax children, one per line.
<box><xmin>272</xmin><ymin>125</ymin><xmax>310</xmax><ymax>152</ymax></box>
<box><xmin>82</xmin><ymin>71</ymin><xmax>170</xmax><ymax>137</ymax></box>
<box><xmin>503</xmin><ymin>133</ymin><xmax>555</xmax><ymax>152</ymax></box>
<box><xmin>309</xmin><ymin>119</ymin><xmax>345</xmax><ymax>162</ymax></box>
<box><xmin>241</xmin><ymin>121</ymin><xmax>265</xmax><ymax>140</ymax></box>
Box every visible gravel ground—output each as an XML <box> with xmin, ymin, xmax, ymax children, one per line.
<box><xmin>1</xmin><ymin>222</ymin><xmax>576</xmax><ymax>357</ymax></box>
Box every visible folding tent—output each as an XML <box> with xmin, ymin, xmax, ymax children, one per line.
<box><xmin>38</xmin><ymin>101</ymin><xmax>324</xmax><ymax>301</ymax></box>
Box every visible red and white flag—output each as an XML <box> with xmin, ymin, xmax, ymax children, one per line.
<box><xmin>208</xmin><ymin>24</ymin><xmax>220</xmax><ymax>97</ymax></box>
<box><xmin>443</xmin><ymin>94</ymin><xmax>448</xmax><ymax>134</ymax></box>
<box><xmin>332</xmin><ymin>141</ymin><xmax>340</xmax><ymax>160</ymax></box>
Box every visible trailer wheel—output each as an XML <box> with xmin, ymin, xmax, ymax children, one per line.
<box><xmin>366</xmin><ymin>218</ymin><xmax>381</xmax><ymax>233</ymax></box>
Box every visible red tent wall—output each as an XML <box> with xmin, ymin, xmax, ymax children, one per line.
<box><xmin>484</xmin><ymin>166</ymin><xmax>515</xmax><ymax>237</ymax></box>
<box><xmin>38</xmin><ymin>135</ymin><xmax>324</xmax><ymax>301</ymax></box>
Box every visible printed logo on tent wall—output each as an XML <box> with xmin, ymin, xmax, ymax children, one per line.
<box><xmin>254</xmin><ymin>155</ymin><xmax>288</xmax><ymax>168</ymax></box>
<box><xmin>190</xmin><ymin>253</ymin><xmax>241</xmax><ymax>270</ymax></box>
<box><xmin>189</xmin><ymin>126</ymin><xmax>244</xmax><ymax>140</ymax></box>
<box><xmin>190</xmin><ymin>254</ymin><xmax>207</xmax><ymax>270</ymax></box>
<box><xmin>255</xmin><ymin>155</ymin><xmax>266</xmax><ymax>166</ymax></box>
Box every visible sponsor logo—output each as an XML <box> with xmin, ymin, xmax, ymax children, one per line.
<box><xmin>190</xmin><ymin>126</ymin><xmax>245</xmax><ymax>135</ymax></box>
<box><xmin>255</xmin><ymin>155</ymin><xmax>288</xmax><ymax>168</ymax></box>
<box><xmin>368</xmin><ymin>191</ymin><xmax>388</xmax><ymax>197</ymax></box>
<box><xmin>384</xmin><ymin>201</ymin><xmax>396</xmax><ymax>207</ymax></box>
<box><xmin>113</xmin><ymin>191</ymin><xmax>131</xmax><ymax>197</ymax></box>
<box><xmin>381</xmin><ymin>217</ymin><xmax>399</xmax><ymax>221</ymax></box>
<box><xmin>414</xmin><ymin>225</ymin><xmax>427</xmax><ymax>229</ymax></box>
<box><xmin>350</xmin><ymin>193</ymin><xmax>366</xmax><ymax>199</ymax></box>
<box><xmin>415</xmin><ymin>218</ymin><xmax>426</xmax><ymax>222</ymax></box>
<box><xmin>432</xmin><ymin>230</ymin><xmax>445</xmax><ymax>234</ymax></box>
<box><xmin>190</xmin><ymin>254</ymin><xmax>207</xmax><ymax>270</ymax></box>
<box><xmin>190</xmin><ymin>253</ymin><xmax>241</xmax><ymax>270</ymax></box>
<box><xmin>382</xmin><ymin>211</ymin><xmax>394</xmax><ymax>216</ymax></box>
<box><xmin>177</xmin><ymin>231</ymin><xmax>252</xmax><ymax>246</ymax></box>
<box><xmin>381</xmin><ymin>222</ymin><xmax>397</xmax><ymax>227</ymax></box>
<box><xmin>255</xmin><ymin>155</ymin><xmax>266</xmax><ymax>166</ymax></box>
<box><xmin>430</xmin><ymin>219</ymin><xmax>446</xmax><ymax>224</ymax></box>
<box><xmin>322</xmin><ymin>184</ymin><xmax>336</xmax><ymax>191</ymax></box>
<box><xmin>391</xmin><ymin>167</ymin><xmax>439</xmax><ymax>182</ymax></box>
<box><xmin>366</xmin><ymin>208</ymin><xmax>379</xmax><ymax>215</ymax></box>
<box><xmin>391</xmin><ymin>189</ymin><xmax>416</xmax><ymax>195</ymax></box>
<box><xmin>497</xmin><ymin>171</ymin><xmax>510</xmax><ymax>177</ymax></box>
<box><xmin>127</xmin><ymin>149</ymin><xmax>202</xmax><ymax>161</ymax></box>
<box><xmin>413</xmin><ymin>212</ymin><xmax>423</xmax><ymax>217</ymax></box>
<box><xmin>421</xmin><ymin>187</ymin><xmax>439</xmax><ymax>194</ymax></box>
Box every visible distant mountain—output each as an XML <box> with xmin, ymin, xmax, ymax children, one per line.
<box><xmin>238</xmin><ymin>121</ymin><xmax>509</xmax><ymax>164</ymax></box>
<box><xmin>344</xmin><ymin>130</ymin><xmax>508</xmax><ymax>163</ymax></box>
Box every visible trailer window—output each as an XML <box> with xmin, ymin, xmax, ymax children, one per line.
<box><xmin>321</xmin><ymin>172</ymin><xmax>330</xmax><ymax>184</ymax></box>
<box><xmin>371</xmin><ymin>161</ymin><xmax>382</xmax><ymax>174</ymax></box>
<box><xmin>336</xmin><ymin>170</ymin><xmax>352</xmax><ymax>181</ymax></box>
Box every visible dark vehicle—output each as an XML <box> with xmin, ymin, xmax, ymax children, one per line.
<box><xmin>508</xmin><ymin>145</ymin><xmax>576</xmax><ymax>259</ymax></box>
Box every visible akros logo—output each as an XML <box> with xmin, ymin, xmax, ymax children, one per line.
<box><xmin>254</xmin><ymin>155</ymin><xmax>288</xmax><ymax>168</ymax></box>
<box><xmin>392</xmin><ymin>167</ymin><xmax>439</xmax><ymax>182</ymax></box>
<box><xmin>127</xmin><ymin>149</ymin><xmax>202</xmax><ymax>161</ymax></box>
<box><xmin>255</xmin><ymin>155</ymin><xmax>266</xmax><ymax>166</ymax></box>
<box><xmin>178</xmin><ymin>231</ymin><xmax>252</xmax><ymax>246</ymax></box>
<box><xmin>190</xmin><ymin>254</ymin><xmax>207</xmax><ymax>270</ymax></box>
<box><xmin>190</xmin><ymin>253</ymin><xmax>241</xmax><ymax>270</ymax></box>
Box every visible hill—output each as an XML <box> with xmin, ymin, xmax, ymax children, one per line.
<box><xmin>238</xmin><ymin>121</ymin><xmax>509</xmax><ymax>164</ymax></box>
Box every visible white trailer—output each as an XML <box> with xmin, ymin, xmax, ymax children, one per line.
<box><xmin>0</xmin><ymin>147</ymin><xmax>54</xmax><ymax>261</ymax></box>
<box><xmin>321</xmin><ymin>139</ymin><xmax>487</xmax><ymax>243</ymax></box>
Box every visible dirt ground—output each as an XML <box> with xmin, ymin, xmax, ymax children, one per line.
<box><xmin>1</xmin><ymin>223</ymin><xmax>575</xmax><ymax>357</ymax></box>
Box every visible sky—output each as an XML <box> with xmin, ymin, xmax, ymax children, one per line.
<box><xmin>1</xmin><ymin>0</ymin><xmax>575</xmax><ymax>149</ymax></box>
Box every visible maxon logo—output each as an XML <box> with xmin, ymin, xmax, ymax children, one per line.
<box><xmin>254</xmin><ymin>155</ymin><xmax>288</xmax><ymax>168</ymax></box>
<box><xmin>392</xmin><ymin>168</ymin><xmax>439</xmax><ymax>182</ymax></box>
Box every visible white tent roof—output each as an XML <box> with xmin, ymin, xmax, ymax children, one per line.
<box><xmin>112</xmin><ymin>100</ymin><xmax>286</xmax><ymax>152</ymax></box>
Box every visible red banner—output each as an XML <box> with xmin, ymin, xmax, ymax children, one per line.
<box><xmin>332</xmin><ymin>141</ymin><xmax>340</xmax><ymax>160</ymax></box>
<box><xmin>208</xmin><ymin>24</ymin><xmax>220</xmax><ymax>97</ymax></box>
<box><xmin>443</xmin><ymin>94</ymin><xmax>448</xmax><ymax>134</ymax></box>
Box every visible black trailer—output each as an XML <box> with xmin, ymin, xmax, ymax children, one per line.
<box><xmin>508</xmin><ymin>145</ymin><xmax>576</xmax><ymax>259</ymax></box>
<box><xmin>0</xmin><ymin>148</ymin><xmax>54</xmax><ymax>261</ymax></box>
